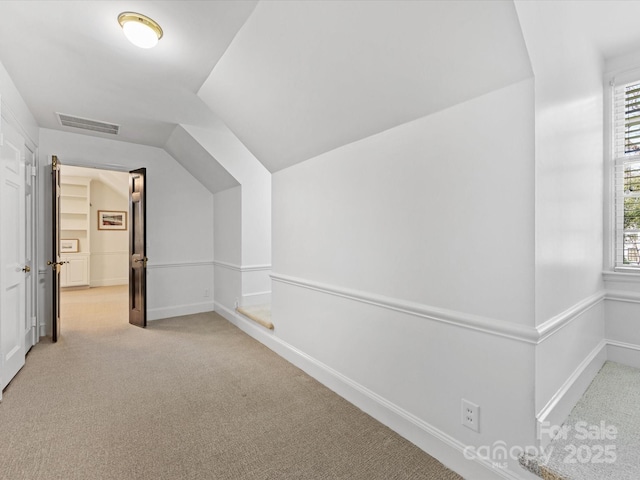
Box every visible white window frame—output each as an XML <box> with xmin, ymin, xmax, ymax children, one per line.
<box><xmin>606</xmin><ymin>66</ymin><xmax>640</xmax><ymax>273</ymax></box>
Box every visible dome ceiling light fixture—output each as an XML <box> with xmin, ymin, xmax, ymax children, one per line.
<box><xmin>118</xmin><ymin>12</ymin><xmax>163</xmax><ymax>49</ymax></box>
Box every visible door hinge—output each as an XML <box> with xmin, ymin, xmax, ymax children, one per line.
<box><xmin>31</xmin><ymin>316</ymin><xmax>37</xmax><ymax>328</ymax></box>
<box><xmin>30</xmin><ymin>166</ymin><xmax>37</xmax><ymax>177</ymax></box>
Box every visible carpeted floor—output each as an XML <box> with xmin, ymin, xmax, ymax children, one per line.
<box><xmin>0</xmin><ymin>286</ymin><xmax>462</xmax><ymax>480</ymax></box>
<box><xmin>520</xmin><ymin>361</ymin><xmax>640</xmax><ymax>480</ymax></box>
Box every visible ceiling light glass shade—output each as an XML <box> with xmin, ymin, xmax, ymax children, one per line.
<box><xmin>118</xmin><ymin>12</ymin><xmax>163</xmax><ymax>49</ymax></box>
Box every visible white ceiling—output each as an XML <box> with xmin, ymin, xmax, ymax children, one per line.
<box><xmin>61</xmin><ymin>165</ymin><xmax>129</xmax><ymax>199</ymax></box>
<box><xmin>3</xmin><ymin>1</ymin><xmax>640</xmax><ymax>181</ymax></box>
<box><xmin>164</xmin><ymin>125</ymin><xmax>240</xmax><ymax>193</ymax></box>
<box><xmin>0</xmin><ymin>0</ymin><xmax>257</xmax><ymax>147</ymax></box>
<box><xmin>199</xmin><ymin>0</ymin><xmax>533</xmax><ymax>172</ymax></box>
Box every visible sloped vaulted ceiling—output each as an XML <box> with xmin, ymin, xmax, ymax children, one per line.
<box><xmin>164</xmin><ymin>126</ymin><xmax>240</xmax><ymax>194</ymax></box>
<box><xmin>0</xmin><ymin>0</ymin><xmax>258</xmax><ymax>148</ymax></box>
<box><xmin>198</xmin><ymin>0</ymin><xmax>533</xmax><ymax>173</ymax></box>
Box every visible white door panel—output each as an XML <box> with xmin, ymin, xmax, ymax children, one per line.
<box><xmin>0</xmin><ymin>117</ymin><xmax>26</xmax><ymax>392</ymax></box>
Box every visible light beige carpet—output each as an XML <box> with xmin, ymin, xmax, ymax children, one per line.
<box><xmin>0</xmin><ymin>286</ymin><xmax>462</xmax><ymax>480</ymax></box>
<box><xmin>236</xmin><ymin>304</ymin><xmax>273</xmax><ymax>330</ymax></box>
<box><xmin>520</xmin><ymin>361</ymin><xmax>640</xmax><ymax>480</ymax></box>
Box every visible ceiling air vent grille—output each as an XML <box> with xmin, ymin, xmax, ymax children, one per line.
<box><xmin>57</xmin><ymin>113</ymin><xmax>120</xmax><ymax>135</ymax></box>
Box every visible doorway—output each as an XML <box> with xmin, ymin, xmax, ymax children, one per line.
<box><xmin>58</xmin><ymin>165</ymin><xmax>129</xmax><ymax>332</ymax></box>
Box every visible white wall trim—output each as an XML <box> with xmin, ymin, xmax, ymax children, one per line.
<box><xmin>213</xmin><ymin>260</ymin><xmax>241</xmax><ymax>271</ymax></box>
<box><xmin>148</xmin><ymin>300</ymin><xmax>214</xmax><ymax>321</ymax></box>
<box><xmin>214</xmin><ymin>300</ymin><xmax>523</xmax><ymax>479</ymax></box>
<box><xmin>603</xmin><ymin>270</ymin><xmax>640</xmax><ymax>284</ymax></box>
<box><xmin>90</xmin><ymin>278</ymin><xmax>128</xmax><ymax>287</ymax></box>
<box><xmin>242</xmin><ymin>264</ymin><xmax>271</xmax><ymax>272</ymax></box>
<box><xmin>606</xmin><ymin>340</ymin><xmax>640</xmax><ymax>369</ymax></box>
<box><xmin>243</xmin><ymin>290</ymin><xmax>271</xmax><ymax>298</ymax></box>
<box><xmin>536</xmin><ymin>291</ymin><xmax>605</xmax><ymax>343</ymax></box>
<box><xmin>607</xmin><ymin>339</ymin><xmax>640</xmax><ymax>352</ymax></box>
<box><xmin>148</xmin><ymin>260</ymin><xmax>214</xmax><ymax>270</ymax></box>
<box><xmin>214</xmin><ymin>260</ymin><xmax>271</xmax><ymax>272</ymax></box>
<box><xmin>535</xmin><ymin>339</ymin><xmax>607</xmax><ymax>446</ymax></box>
<box><xmin>271</xmin><ymin>273</ymin><xmax>539</xmax><ymax>344</ymax></box>
<box><xmin>535</xmin><ymin>338</ymin><xmax>640</xmax><ymax>447</ymax></box>
<box><xmin>605</xmin><ymin>289</ymin><xmax>640</xmax><ymax>304</ymax></box>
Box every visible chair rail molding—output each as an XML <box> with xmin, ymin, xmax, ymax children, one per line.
<box><xmin>270</xmin><ymin>273</ymin><xmax>539</xmax><ymax>344</ymax></box>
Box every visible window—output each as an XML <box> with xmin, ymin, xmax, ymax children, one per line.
<box><xmin>613</xmin><ymin>80</ymin><xmax>640</xmax><ymax>268</ymax></box>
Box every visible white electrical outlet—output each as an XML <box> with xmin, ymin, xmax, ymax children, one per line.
<box><xmin>462</xmin><ymin>399</ymin><xmax>480</xmax><ymax>432</ymax></box>
<box><xmin>204</xmin><ymin>289</ymin><xmax>210</xmax><ymax>297</ymax></box>
<box><xmin>234</xmin><ymin>298</ymin><xmax>239</xmax><ymax>309</ymax></box>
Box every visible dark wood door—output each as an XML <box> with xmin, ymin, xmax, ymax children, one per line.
<box><xmin>50</xmin><ymin>155</ymin><xmax>61</xmax><ymax>342</ymax></box>
<box><xmin>129</xmin><ymin>168</ymin><xmax>147</xmax><ymax>328</ymax></box>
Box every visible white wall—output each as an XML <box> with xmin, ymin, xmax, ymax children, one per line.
<box><xmin>515</xmin><ymin>1</ymin><xmax>604</xmax><ymax>326</ymax></box>
<box><xmin>213</xmin><ymin>186</ymin><xmax>242</xmax><ymax>312</ymax></box>
<box><xmin>38</xmin><ymin>128</ymin><xmax>214</xmax><ymax>327</ymax></box>
<box><xmin>514</xmin><ymin>1</ymin><xmax>607</xmax><ymax>429</ymax></box>
<box><xmin>184</xmin><ymin>123</ymin><xmax>272</xmax><ymax>307</ymax></box>
<box><xmin>183</xmin><ymin>123</ymin><xmax>271</xmax><ymax>266</ymax></box>
<box><xmin>0</xmin><ymin>61</ymin><xmax>38</xmax><ymax>144</ymax></box>
<box><xmin>263</xmin><ymin>79</ymin><xmax>538</xmax><ymax>478</ymax></box>
<box><xmin>274</xmin><ymin>79</ymin><xmax>536</xmax><ymax>326</ymax></box>
<box><xmin>90</xmin><ymin>178</ymin><xmax>128</xmax><ymax>287</ymax></box>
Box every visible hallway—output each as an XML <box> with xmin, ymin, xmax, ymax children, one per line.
<box><xmin>0</xmin><ymin>291</ymin><xmax>460</xmax><ymax>480</ymax></box>
<box><xmin>60</xmin><ymin>285</ymin><xmax>129</xmax><ymax>334</ymax></box>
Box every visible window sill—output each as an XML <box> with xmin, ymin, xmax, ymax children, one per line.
<box><xmin>603</xmin><ymin>270</ymin><xmax>640</xmax><ymax>286</ymax></box>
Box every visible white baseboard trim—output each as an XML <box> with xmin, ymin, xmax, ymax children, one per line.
<box><xmin>535</xmin><ymin>338</ymin><xmax>640</xmax><ymax>447</ymax></box>
<box><xmin>90</xmin><ymin>278</ymin><xmax>127</xmax><ymax>287</ymax></box>
<box><xmin>148</xmin><ymin>301</ymin><xmax>214</xmax><ymax>321</ymax></box>
<box><xmin>607</xmin><ymin>340</ymin><xmax>640</xmax><ymax>368</ymax></box>
<box><xmin>214</xmin><ymin>300</ymin><xmax>528</xmax><ymax>480</ymax></box>
<box><xmin>536</xmin><ymin>339</ymin><xmax>607</xmax><ymax>447</ymax></box>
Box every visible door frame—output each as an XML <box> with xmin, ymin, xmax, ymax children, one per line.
<box><xmin>49</xmin><ymin>161</ymin><xmax>142</xmax><ymax>337</ymax></box>
<box><xmin>24</xmin><ymin>142</ymin><xmax>37</xmax><ymax>349</ymax></box>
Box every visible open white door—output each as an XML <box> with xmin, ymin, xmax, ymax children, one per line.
<box><xmin>0</xmin><ymin>115</ymin><xmax>26</xmax><ymax>393</ymax></box>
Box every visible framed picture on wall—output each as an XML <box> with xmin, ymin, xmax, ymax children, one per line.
<box><xmin>98</xmin><ymin>210</ymin><xmax>127</xmax><ymax>230</ymax></box>
<box><xmin>60</xmin><ymin>238</ymin><xmax>79</xmax><ymax>253</ymax></box>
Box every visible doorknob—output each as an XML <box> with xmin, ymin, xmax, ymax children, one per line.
<box><xmin>22</xmin><ymin>265</ymin><xmax>31</xmax><ymax>272</ymax></box>
<box><xmin>134</xmin><ymin>257</ymin><xmax>149</xmax><ymax>267</ymax></box>
<box><xmin>47</xmin><ymin>260</ymin><xmax>66</xmax><ymax>271</ymax></box>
